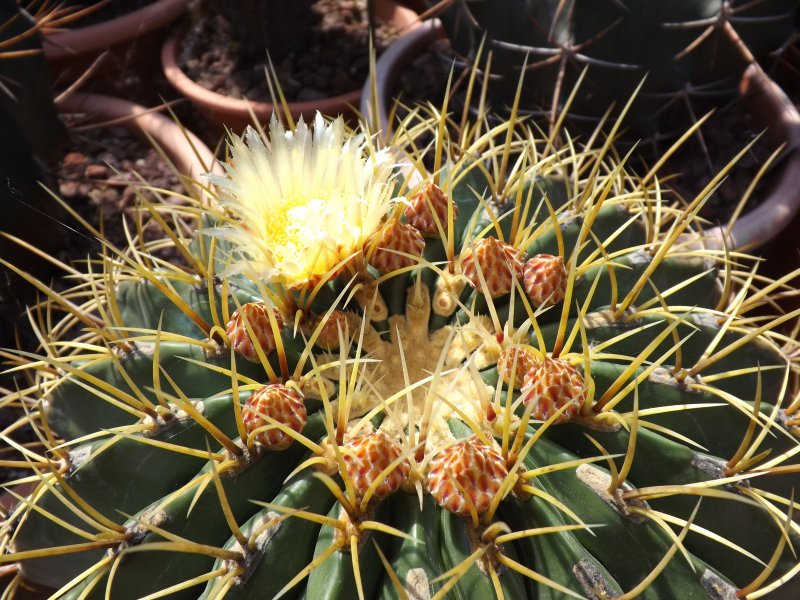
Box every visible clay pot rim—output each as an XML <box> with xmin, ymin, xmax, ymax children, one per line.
<box><xmin>161</xmin><ymin>0</ymin><xmax>422</xmax><ymax>124</ymax></box>
<box><xmin>360</xmin><ymin>18</ymin><xmax>444</xmax><ymax>135</ymax></box>
<box><xmin>43</xmin><ymin>0</ymin><xmax>190</xmax><ymax>61</ymax></box>
<box><xmin>161</xmin><ymin>33</ymin><xmax>364</xmax><ymax>119</ymax></box>
<box><xmin>55</xmin><ymin>91</ymin><xmax>222</xmax><ymax>189</ymax></box>
<box><xmin>705</xmin><ymin>64</ymin><xmax>800</xmax><ymax>251</ymax></box>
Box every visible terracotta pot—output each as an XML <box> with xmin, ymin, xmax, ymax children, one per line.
<box><xmin>363</xmin><ymin>30</ymin><xmax>800</xmax><ymax>252</ymax></box>
<box><xmin>359</xmin><ymin>17</ymin><xmax>443</xmax><ymax>136</ymax></box>
<box><xmin>161</xmin><ymin>0</ymin><xmax>421</xmax><ymax>132</ymax></box>
<box><xmin>44</xmin><ymin>0</ymin><xmax>190</xmax><ymax>95</ymax></box>
<box><xmin>56</xmin><ymin>91</ymin><xmax>219</xmax><ymax>183</ymax></box>
<box><xmin>704</xmin><ymin>64</ymin><xmax>800</xmax><ymax>251</ymax></box>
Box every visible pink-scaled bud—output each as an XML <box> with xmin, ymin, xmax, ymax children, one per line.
<box><xmin>367</xmin><ymin>217</ymin><xmax>425</xmax><ymax>274</ymax></box>
<box><xmin>523</xmin><ymin>254</ymin><xmax>568</xmax><ymax>307</ymax></box>
<box><xmin>404</xmin><ymin>183</ymin><xmax>456</xmax><ymax>237</ymax></box>
<box><xmin>310</xmin><ymin>310</ymin><xmax>350</xmax><ymax>350</ymax></box>
<box><xmin>427</xmin><ymin>435</ymin><xmax>508</xmax><ymax>516</ymax></box>
<box><xmin>243</xmin><ymin>384</ymin><xmax>307</xmax><ymax>450</ymax></box>
<box><xmin>342</xmin><ymin>431</ymin><xmax>410</xmax><ymax>503</ymax></box>
<box><xmin>226</xmin><ymin>302</ymin><xmax>284</xmax><ymax>362</ymax></box>
<box><xmin>461</xmin><ymin>237</ymin><xmax>523</xmax><ymax>298</ymax></box>
<box><xmin>520</xmin><ymin>357</ymin><xmax>586</xmax><ymax>424</ymax></box>
<box><xmin>497</xmin><ymin>345</ymin><xmax>539</xmax><ymax>388</ymax></box>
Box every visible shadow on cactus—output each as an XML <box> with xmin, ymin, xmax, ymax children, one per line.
<box><xmin>2</xmin><ymin>72</ymin><xmax>800</xmax><ymax>599</ymax></box>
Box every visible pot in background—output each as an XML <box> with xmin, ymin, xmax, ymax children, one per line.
<box><xmin>56</xmin><ymin>91</ymin><xmax>219</xmax><ymax>191</ymax></box>
<box><xmin>44</xmin><ymin>0</ymin><xmax>190</xmax><ymax>99</ymax></box>
<box><xmin>161</xmin><ymin>0</ymin><xmax>420</xmax><ymax>132</ymax></box>
<box><xmin>359</xmin><ymin>17</ymin><xmax>443</xmax><ymax>136</ymax></box>
<box><xmin>706</xmin><ymin>64</ymin><xmax>800</xmax><ymax>252</ymax></box>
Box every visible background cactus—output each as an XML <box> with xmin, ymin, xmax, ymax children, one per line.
<box><xmin>2</xmin><ymin>81</ymin><xmax>800</xmax><ymax>600</ymax></box>
<box><xmin>431</xmin><ymin>0</ymin><xmax>799</xmax><ymax>133</ymax></box>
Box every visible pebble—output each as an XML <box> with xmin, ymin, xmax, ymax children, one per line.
<box><xmin>56</xmin><ymin>127</ymin><xmax>186</xmax><ymax>265</ymax></box>
<box><xmin>85</xmin><ymin>164</ymin><xmax>110</xmax><ymax>179</ymax></box>
<box><xmin>59</xmin><ymin>180</ymin><xmax>80</xmax><ymax>198</ymax></box>
<box><xmin>62</xmin><ymin>151</ymin><xmax>86</xmax><ymax>169</ymax></box>
<box><xmin>99</xmin><ymin>189</ymin><xmax>120</xmax><ymax>205</ymax></box>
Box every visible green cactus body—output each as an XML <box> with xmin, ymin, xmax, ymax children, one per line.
<box><xmin>435</xmin><ymin>0</ymin><xmax>798</xmax><ymax>132</ymax></box>
<box><xmin>2</xmin><ymin>102</ymin><xmax>800</xmax><ymax>600</ymax></box>
<box><xmin>10</xmin><ymin>392</ymin><xmax>244</xmax><ymax>589</ymax></box>
<box><xmin>200</xmin><ymin>470</ymin><xmax>336</xmax><ymax>600</ymax></box>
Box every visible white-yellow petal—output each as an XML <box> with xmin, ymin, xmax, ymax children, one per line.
<box><xmin>208</xmin><ymin>114</ymin><xmax>398</xmax><ymax>286</ymax></box>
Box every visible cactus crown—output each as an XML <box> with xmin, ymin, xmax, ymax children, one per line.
<box><xmin>2</xmin><ymin>64</ymin><xmax>800</xmax><ymax>600</ymax></box>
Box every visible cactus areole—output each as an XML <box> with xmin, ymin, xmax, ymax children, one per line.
<box><xmin>3</xmin><ymin>106</ymin><xmax>800</xmax><ymax>600</ymax></box>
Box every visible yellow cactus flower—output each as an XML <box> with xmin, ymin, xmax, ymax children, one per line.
<box><xmin>208</xmin><ymin>113</ymin><xmax>397</xmax><ymax>287</ymax></box>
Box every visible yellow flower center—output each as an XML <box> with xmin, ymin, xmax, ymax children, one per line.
<box><xmin>263</xmin><ymin>200</ymin><xmax>301</xmax><ymax>266</ymax></box>
<box><xmin>259</xmin><ymin>194</ymin><xmax>362</xmax><ymax>282</ymax></box>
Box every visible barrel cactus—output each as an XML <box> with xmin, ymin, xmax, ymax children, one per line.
<box><xmin>2</xmin><ymin>95</ymin><xmax>800</xmax><ymax>600</ymax></box>
<box><xmin>433</xmin><ymin>0</ymin><xmax>799</xmax><ymax>133</ymax></box>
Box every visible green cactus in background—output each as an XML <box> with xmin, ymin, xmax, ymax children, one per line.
<box><xmin>2</xmin><ymin>77</ymin><xmax>800</xmax><ymax>600</ymax></box>
<box><xmin>432</xmin><ymin>0</ymin><xmax>799</xmax><ymax>133</ymax></box>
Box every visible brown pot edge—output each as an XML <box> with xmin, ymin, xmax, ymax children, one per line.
<box><xmin>161</xmin><ymin>0</ymin><xmax>422</xmax><ymax>129</ymax></box>
<box><xmin>43</xmin><ymin>0</ymin><xmax>191</xmax><ymax>60</ymax></box>
<box><xmin>359</xmin><ymin>18</ymin><xmax>444</xmax><ymax>136</ymax></box>
<box><xmin>56</xmin><ymin>91</ymin><xmax>221</xmax><ymax>189</ymax></box>
<box><xmin>705</xmin><ymin>64</ymin><xmax>800</xmax><ymax>251</ymax></box>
